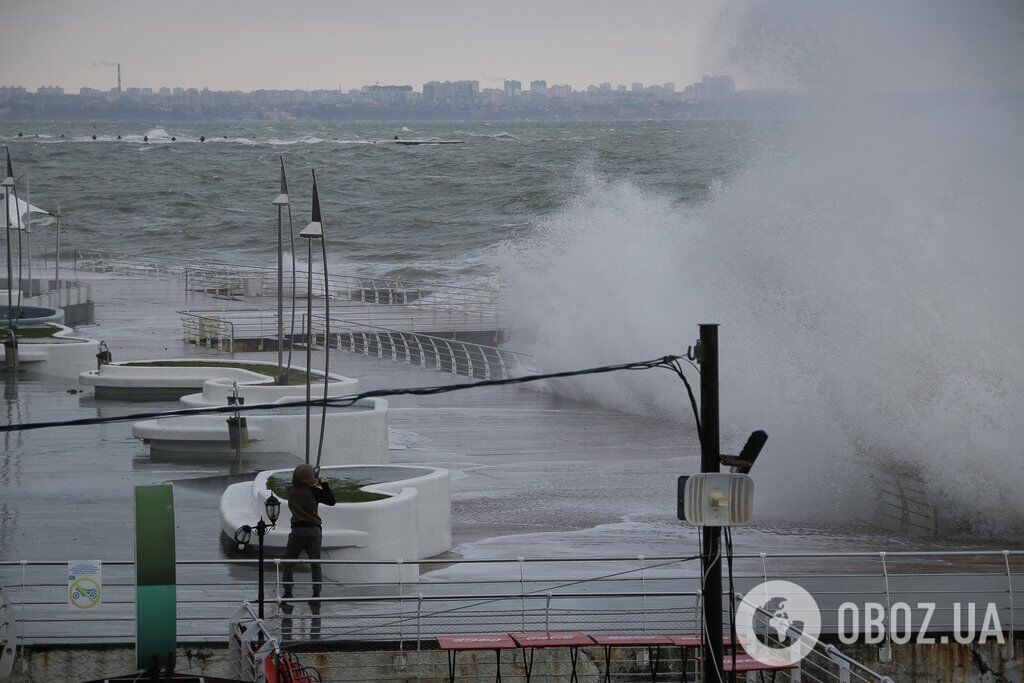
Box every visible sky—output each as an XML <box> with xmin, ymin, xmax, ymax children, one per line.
<box><xmin>0</xmin><ymin>0</ymin><xmax>720</xmax><ymax>92</ymax></box>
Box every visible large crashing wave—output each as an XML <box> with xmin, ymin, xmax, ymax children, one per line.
<box><xmin>500</xmin><ymin>1</ymin><xmax>1024</xmax><ymax>530</ymax></box>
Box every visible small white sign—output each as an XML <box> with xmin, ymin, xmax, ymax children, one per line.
<box><xmin>68</xmin><ymin>560</ymin><xmax>102</xmax><ymax>610</ymax></box>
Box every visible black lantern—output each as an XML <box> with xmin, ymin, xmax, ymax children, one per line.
<box><xmin>265</xmin><ymin>493</ymin><xmax>281</xmax><ymax>524</ymax></box>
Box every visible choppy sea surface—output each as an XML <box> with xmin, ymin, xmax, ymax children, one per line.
<box><xmin>0</xmin><ymin>121</ymin><xmax>773</xmax><ymax>284</ymax></box>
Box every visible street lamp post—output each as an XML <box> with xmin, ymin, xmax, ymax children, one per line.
<box><xmin>52</xmin><ymin>206</ymin><xmax>63</xmax><ymax>292</ymax></box>
<box><xmin>273</xmin><ymin>159</ymin><xmax>289</xmax><ymax>385</ymax></box>
<box><xmin>233</xmin><ymin>493</ymin><xmax>282</xmax><ymax>620</ymax></box>
<box><xmin>3</xmin><ymin>150</ymin><xmax>15</xmax><ymax>331</ymax></box>
<box><xmin>299</xmin><ymin>172</ymin><xmax>324</xmax><ymax>468</ymax></box>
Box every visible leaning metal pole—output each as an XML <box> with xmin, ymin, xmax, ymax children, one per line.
<box><xmin>277</xmin><ymin>203</ymin><xmax>284</xmax><ymax>381</ymax></box>
<box><xmin>699</xmin><ymin>323</ymin><xmax>724</xmax><ymax>683</ymax></box>
<box><xmin>312</xmin><ymin>170</ymin><xmax>330</xmax><ymax>470</ymax></box>
<box><xmin>24</xmin><ymin>172</ymin><xmax>31</xmax><ymax>296</ymax></box>
<box><xmin>304</xmin><ymin>237</ymin><xmax>313</xmax><ymax>466</ymax></box>
<box><xmin>274</xmin><ymin>158</ymin><xmax>290</xmax><ymax>384</ymax></box>
<box><xmin>4</xmin><ymin>182</ymin><xmax>11</xmax><ymax>323</ymax></box>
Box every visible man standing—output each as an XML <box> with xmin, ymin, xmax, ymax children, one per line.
<box><xmin>281</xmin><ymin>463</ymin><xmax>335</xmax><ymax>635</ymax></box>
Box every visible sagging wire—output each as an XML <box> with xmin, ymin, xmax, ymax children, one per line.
<box><xmin>660</xmin><ymin>356</ymin><xmax>702</xmax><ymax>447</ymax></box>
<box><xmin>0</xmin><ymin>355</ymin><xmax>698</xmax><ymax>433</ymax></box>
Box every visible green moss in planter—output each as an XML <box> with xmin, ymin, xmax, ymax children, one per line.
<box><xmin>14</xmin><ymin>326</ymin><xmax>62</xmax><ymax>339</ymax></box>
<box><xmin>120</xmin><ymin>360</ymin><xmax>310</xmax><ymax>385</ymax></box>
<box><xmin>266</xmin><ymin>474</ymin><xmax>390</xmax><ymax>503</ymax></box>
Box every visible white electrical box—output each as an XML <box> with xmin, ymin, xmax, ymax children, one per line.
<box><xmin>683</xmin><ymin>473</ymin><xmax>754</xmax><ymax>526</ymax></box>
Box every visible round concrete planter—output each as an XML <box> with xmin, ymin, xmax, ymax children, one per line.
<box><xmin>80</xmin><ymin>358</ymin><xmax>357</xmax><ymax>402</ymax></box>
<box><xmin>220</xmin><ymin>465</ymin><xmax>452</xmax><ymax>584</ymax></box>
<box><xmin>132</xmin><ymin>397</ymin><xmax>389</xmax><ymax>465</ymax></box>
<box><xmin>0</xmin><ymin>323</ymin><xmax>99</xmax><ymax>379</ymax></box>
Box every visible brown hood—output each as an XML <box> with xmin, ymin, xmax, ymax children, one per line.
<box><xmin>292</xmin><ymin>463</ymin><xmax>317</xmax><ymax>487</ymax></box>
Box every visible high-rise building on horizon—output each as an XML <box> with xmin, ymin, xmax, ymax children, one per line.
<box><xmin>503</xmin><ymin>79</ymin><xmax>522</xmax><ymax>100</ymax></box>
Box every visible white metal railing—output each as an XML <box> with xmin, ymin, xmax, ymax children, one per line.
<box><xmin>1</xmin><ymin>550</ymin><xmax>1020</xmax><ymax>648</ymax></box>
<box><xmin>310</xmin><ymin>312</ymin><xmax>528</xmax><ymax>380</ymax></box>
<box><xmin>176</xmin><ymin>308</ymin><xmax>527</xmax><ymax>379</ymax></box>
<box><xmin>868</xmin><ymin>468</ymin><xmax>939</xmax><ymax>537</ymax></box>
<box><xmin>227</xmin><ymin>602</ymin><xmax>282</xmax><ymax>682</ymax></box>
<box><xmin>73</xmin><ymin>248</ymin><xmax>501</xmax><ymax>320</ymax></box>
<box><xmin>180</xmin><ymin>310</ymin><xmax>235</xmax><ymax>352</ymax></box>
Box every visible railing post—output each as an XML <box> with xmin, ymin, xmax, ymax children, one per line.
<box><xmin>518</xmin><ymin>557</ymin><xmax>527</xmax><ymax>630</ymax></box>
<box><xmin>1004</xmin><ymin>550</ymin><xmax>1015</xmax><ymax>654</ymax></box>
<box><xmin>274</xmin><ymin>558</ymin><xmax>282</xmax><ymax>639</ymax></box>
<box><xmin>397</xmin><ymin>559</ymin><xmax>405</xmax><ymax>650</ymax></box>
<box><xmin>544</xmin><ymin>592</ymin><xmax>552</xmax><ymax>632</ymax></box>
<box><xmin>19</xmin><ymin>560</ymin><xmax>27</xmax><ymax>666</ymax></box>
<box><xmin>638</xmin><ymin>554</ymin><xmax>648</xmax><ymax>633</ymax></box>
<box><xmin>879</xmin><ymin>552</ymin><xmax>894</xmax><ymax>660</ymax></box>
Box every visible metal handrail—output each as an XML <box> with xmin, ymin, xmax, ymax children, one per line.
<box><xmin>74</xmin><ymin>248</ymin><xmax>501</xmax><ymax>314</ymax></box>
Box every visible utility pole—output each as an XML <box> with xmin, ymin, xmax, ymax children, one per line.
<box><xmin>698</xmin><ymin>323</ymin><xmax>725</xmax><ymax>683</ymax></box>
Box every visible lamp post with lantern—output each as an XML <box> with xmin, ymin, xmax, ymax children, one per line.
<box><xmin>233</xmin><ymin>493</ymin><xmax>282</xmax><ymax>620</ymax></box>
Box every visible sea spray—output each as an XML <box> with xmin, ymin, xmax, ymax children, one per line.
<box><xmin>501</xmin><ymin>3</ymin><xmax>1024</xmax><ymax>532</ymax></box>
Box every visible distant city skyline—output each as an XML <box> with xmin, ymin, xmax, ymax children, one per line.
<box><xmin>0</xmin><ymin>0</ymin><xmax>720</xmax><ymax>93</ymax></box>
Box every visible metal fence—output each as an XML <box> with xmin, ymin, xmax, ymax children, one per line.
<box><xmin>177</xmin><ymin>309</ymin><xmax>529</xmax><ymax>379</ymax></box>
<box><xmin>3</xmin><ymin>550</ymin><xmax>1020</xmax><ymax>680</ymax></box>
<box><xmin>72</xmin><ymin>248</ymin><xmax>501</xmax><ymax>320</ymax></box>
<box><xmin>2</xmin><ymin>550</ymin><xmax>1020</xmax><ymax>647</ymax></box>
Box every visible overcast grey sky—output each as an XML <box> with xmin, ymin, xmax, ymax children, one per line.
<box><xmin>1</xmin><ymin>0</ymin><xmax>719</xmax><ymax>92</ymax></box>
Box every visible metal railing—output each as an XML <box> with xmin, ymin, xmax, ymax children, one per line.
<box><xmin>73</xmin><ymin>248</ymin><xmax>501</xmax><ymax>320</ymax></box>
<box><xmin>177</xmin><ymin>309</ymin><xmax>528</xmax><ymax>379</ymax></box>
<box><xmin>310</xmin><ymin>313</ymin><xmax>528</xmax><ymax>380</ymax></box>
<box><xmin>1</xmin><ymin>550</ymin><xmax>1020</xmax><ymax>648</ymax></box>
<box><xmin>227</xmin><ymin>602</ymin><xmax>282</xmax><ymax>682</ymax></box>
<box><xmin>867</xmin><ymin>468</ymin><xmax>939</xmax><ymax>538</ymax></box>
<box><xmin>180</xmin><ymin>310</ymin><xmax>235</xmax><ymax>352</ymax></box>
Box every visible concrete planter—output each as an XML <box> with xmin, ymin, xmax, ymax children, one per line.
<box><xmin>79</xmin><ymin>358</ymin><xmax>357</xmax><ymax>402</ymax></box>
<box><xmin>220</xmin><ymin>465</ymin><xmax>453</xmax><ymax>583</ymax></box>
<box><xmin>0</xmin><ymin>323</ymin><xmax>99</xmax><ymax>379</ymax></box>
<box><xmin>132</xmin><ymin>397</ymin><xmax>389</xmax><ymax>465</ymax></box>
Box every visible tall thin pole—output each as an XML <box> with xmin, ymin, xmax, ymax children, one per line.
<box><xmin>304</xmin><ymin>239</ymin><xmax>312</xmax><ymax>466</ymax></box>
<box><xmin>276</xmin><ymin>204</ymin><xmax>284</xmax><ymax>381</ymax></box>
<box><xmin>4</xmin><ymin>184</ymin><xmax>11</xmax><ymax>322</ymax></box>
<box><xmin>54</xmin><ymin>208</ymin><xmax>61</xmax><ymax>291</ymax></box>
<box><xmin>698</xmin><ymin>323</ymin><xmax>724</xmax><ymax>683</ymax></box>
<box><xmin>24</xmin><ymin>173</ymin><xmax>31</xmax><ymax>296</ymax></box>
<box><xmin>312</xmin><ymin>170</ymin><xmax>330</xmax><ymax>471</ymax></box>
<box><xmin>257</xmin><ymin>519</ymin><xmax>266</xmax><ymax>620</ymax></box>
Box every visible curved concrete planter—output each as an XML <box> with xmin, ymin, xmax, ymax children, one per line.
<box><xmin>132</xmin><ymin>397</ymin><xmax>389</xmax><ymax>465</ymax></box>
<box><xmin>1</xmin><ymin>304</ymin><xmax>64</xmax><ymax>326</ymax></box>
<box><xmin>220</xmin><ymin>465</ymin><xmax>452</xmax><ymax>584</ymax></box>
<box><xmin>79</xmin><ymin>358</ymin><xmax>357</xmax><ymax>402</ymax></box>
<box><xmin>0</xmin><ymin>324</ymin><xmax>99</xmax><ymax>379</ymax></box>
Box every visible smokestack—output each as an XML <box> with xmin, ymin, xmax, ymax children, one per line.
<box><xmin>117</xmin><ymin>63</ymin><xmax>122</xmax><ymax>93</ymax></box>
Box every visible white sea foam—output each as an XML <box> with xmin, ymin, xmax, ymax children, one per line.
<box><xmin>500</xmin><ymin>1</ymin><xmax>1024</xmax><ymax>531</ymax></box>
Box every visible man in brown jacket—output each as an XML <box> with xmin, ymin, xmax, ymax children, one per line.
<box><xmin>281</xmin><ymin>463</ymin><xmax>336</xmax><ymax>626</ymax></box>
